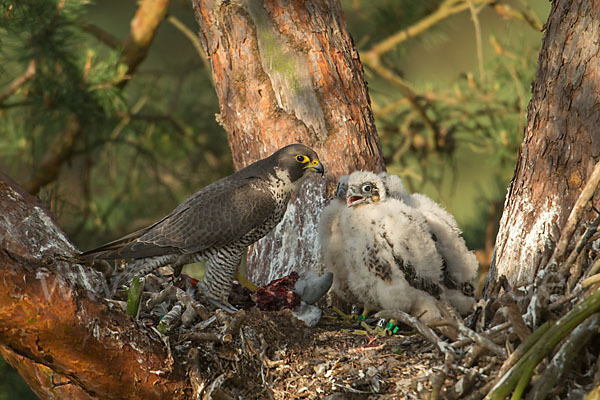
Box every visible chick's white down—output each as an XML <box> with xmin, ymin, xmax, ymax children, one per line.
<box><xmin>319</xmin><ymin>171</ymin><xmax>478</xmax><ymax>323</ymax></box>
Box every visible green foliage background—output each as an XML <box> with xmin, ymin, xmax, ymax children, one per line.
<box><xmin>0</xmin><ymin>0</ymin><xmax>549</xmax><ymax>397</ymax></box>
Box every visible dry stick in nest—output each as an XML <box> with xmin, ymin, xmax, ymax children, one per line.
<box><xmin>550</xmin><ymin>159</ymin><xmax>600</xmax><ymax>267</ymax></box>
<box><xmin>485</xmin><ymin>288</ymin><xmax>600</xmax><ymax>400</ymax></box>
<box><xmin>560</xmin><ymin>213</ymin><xmax>600</xmax><ymax>280</ymax></box>
<box><xmin>375</xmin><ymin>309</ymin><xmax>456</xmax><ymax>358</ymax></box>
<box><xmin>503</xmin><ymin>298</ymin><xmax>532</xmax><ymax>341</ymax></box>
<box><xmin>451</xmin><ymin>321</ymin><xmax>511</xmax><ymax>349</ymax></box>
<box><xmin>188</xmin><ymin>348</ymin><xmax>206</xmax><ymax>398</ymax></box>
<box><xmin>430</xmin><ymin>352</ymin><xmax>455</xmax><ymax>400</ymax></box>
<box><xmin>441</xmin><ymin>303</ymin><xmax>508</xmax><ymax>359</ymax></box>
<box><xmin>527</xmin><ymin>313</ymin><xmax>600</xmax><ymax>400</ymax></box>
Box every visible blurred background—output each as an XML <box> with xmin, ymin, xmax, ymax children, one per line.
<box><xmin>0</xmin><ymin>0</ymin><xmax>549</xmax><ymax>397</ymax></box>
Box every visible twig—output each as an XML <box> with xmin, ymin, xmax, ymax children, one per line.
<box><xmin>566</xmin><ymin>251</ymin><xmax>586</xmax><ymax>293</ymax></box>
<box><xmin>582</xmin><ymin>274</ymin><xmax>600</xmax><ymax>289</ymax></box>
<box><xmin>451</xmin><ymin>321</ymin><xmax>511</xmax><ymax>349</ymax></box>
<box><xmin>363</xmin><ymin>0</ymin><xmax>487</xmax><ymax>58</ymax></box>
<box><xmin>22</xmin><ymin>117</ymin><xmax>81</xmax><ymax>195</ymax></box>
<box><xmin>492</xmin><ymin>2</ymin><xmax>543</xmax><ymax>31</ymax></box>
<box><xmin>503</xmin><ymin>298</ymin><xmax>531</xmax><ymax>341</ymax></box>
<box><xmin>489</xmin><ymin>320</ymin><xmax>553</xmax><ymax>392</ymax></box>
<box><xmin>79</xmin><ymin>23</ymin><xmax>121</xmax><ymax>49</ymax></box>
<box><xmin>527</xmin><ymin>313</ymin><xmax>600</xmax><ymax>400</ymax></box>
<box><xmin>444</xmin><ymin>370</ymin><xmax>478</xmax><ymax>400</ymax></box>
<box><xmin>167</xmin><ymin>15</ymin><xmax>212</xmax><ymax>76</ymax></box>
<box><xmin>430</xmin><ymin>365</ymin><xmax>448</xmax><ymax>400</ymax></box>
<box><xmin>586</xmin><ymin>256</ymin><xmax>600</xmax><ymax>278</ymax></box>
<box><xmin>559</xmin><ymin>213</ymin><xmax>600</xmax><ymax>277</ymax></box>
<box><xmin>223</xmin><ymin>309</ymin><xmax>247</xmax><ymax>337</ymax></box>
<box><xmin>176</xmin><ymin>288</ymin><xmax>211</xmax><ymax>321</ymax></box>
<box><xmin>376</xmin><ymin>310</ymin><xmax>455</xmax><ymax>358</ymax></box>
<box><xmin>454</xmin><ymin>320</ymin><xmax>508</xmax><ymax>360</ymax></box>
<box><xmin>145</xmin><ymin>283</ymin><xmax>177</xmax><ymax>311</ymax></box>
<box><xmin>548</xmin><ymin>288</ymin><xmax>580</xmax><ymax>310</ymax></box>
<box><xmin>0</xmin><ymin>59</ymin><xmax>36</xmax><ymax>105</ymax></box>
<box><xmin>467</xmin><ymin>0</ymin><xmax>486</xmax><ymax>84</ymax></box>
<box><xmin>184</xmin><ymin>331</ymin><xmax>231</xmax><ymax>343</ymax></box>
<box><xmin>188</xmin><ymin>348</ymin><xmax>206</xmax><ymax>398</ymax></box>
<box><xmin>361</xmin><ymin>0</ymin><xmax>492</xmax><ymax>150</ymax></box>
<box><xmin>550</xmin><ymin>159</ymin><xmax>600</xmax><ymax>265</ymax></box>
<box><xmin>486</xmin><ymin>288</ymin><xmax>600</xmax><ymax>399</ymax></box>
<box><xmin>158</xmin><ymin>302</ymin><xmax>183</xmax><ymax>334</ymax></box>
<box><xmin>445</xmin><ymin>307</ymin><xmax>507</xmax><ymax>359</ymax></box>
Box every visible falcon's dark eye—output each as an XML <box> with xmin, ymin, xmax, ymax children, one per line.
<box><xmin>362</xmin><ymin>184</ymin><xmax>372</xmax><ymax>192</ymax></box>
<box><xmin>295</xmin><ymin>155</ymin><xmax>308</xmax><ymax>163</ymax></box>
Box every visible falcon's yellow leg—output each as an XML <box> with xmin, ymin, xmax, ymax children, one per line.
<box><xmin>332</xmin><ymin>306</ymin><xmax>360</xmax><ymax>323</ymax></box>
<box><xmin>359</xmin><ymin>306</ymin><xmax>372</xmax><ymax>321</ymax></box>
<box><xmin>234</xmin><ymin>271</ymin><xmax>258</xmax><ymax>291</ymax></box>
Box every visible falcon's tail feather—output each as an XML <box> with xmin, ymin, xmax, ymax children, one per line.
<box><xmin>80</xmin><ymin>226</ymin><xmax>152</xmax><ymax>260</ymax></box>
<box><xmin>109</xmin><ymin>254</ymin><xmax>177</xmax><ymax>293</ymax></box>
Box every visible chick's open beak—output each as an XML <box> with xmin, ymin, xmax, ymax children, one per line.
<box><xmin>346</xmin><ymin>187</ymin><xmax>364</xmax><ymax>207</ymax></box>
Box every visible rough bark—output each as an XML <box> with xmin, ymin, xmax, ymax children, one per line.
<box><xmin>488</xmin><ymin>0</ymin><xmax>600</xmax><ymax>290</ymax></box>
<box><xmin>0</xmin><ymin>171</ymin><xmax>188</xmax><ymax>399</ymax></box>
<box><xmin>192</xmin><ymin>0</ymin><xmax>385</xmax><ymax>284</ymax></box>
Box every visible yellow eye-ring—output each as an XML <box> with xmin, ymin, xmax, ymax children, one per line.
<box><xmin>295</xmin><ymin>155</ymin><xmax>309</xmax><ymax>163</ymax></box>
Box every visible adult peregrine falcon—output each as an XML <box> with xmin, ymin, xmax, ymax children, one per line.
<box><xmin>82</xmin><ymin>144</ymin><xmax>324</xmax><ymax>301</ymax></box>
<box><xmin>319</xmin><ymin>171</ymin><xmax>476</xmax><ymax>323</ymax></box>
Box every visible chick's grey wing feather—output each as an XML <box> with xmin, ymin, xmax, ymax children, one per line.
<box><xmin>85</xmin><ymin>177</ymin><xmax>276</xmax><ymax>259</ymax></box>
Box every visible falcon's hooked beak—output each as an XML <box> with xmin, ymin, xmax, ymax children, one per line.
<box><xmin>305</xmin><ymin>159</ymin><xmax>324</xmax><ymax>176</ymax></box>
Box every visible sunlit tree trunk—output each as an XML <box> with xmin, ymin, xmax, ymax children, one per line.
<box><xmin>487</xmin><ymin>0</ymin><xmax>600</xmax><ymax>291</ymax></box>
<box><xmin>192</xmin><ymin>0</ymin><xmax>385</xmax><ymax>284</ymax></box>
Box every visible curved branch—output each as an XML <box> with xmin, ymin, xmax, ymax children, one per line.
<box><xmin>0</xmin><ymin>171</ymin><xmax>189</xmax><ymax>399</ymax></box>
<box><xmin>0</xmin><ymin>59</ymin><xmax>36</xmax><ymax>106</ymax></box>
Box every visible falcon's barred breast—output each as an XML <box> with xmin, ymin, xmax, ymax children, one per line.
<box><xmin>82</xmin><ymin>144</ymin><xmax>324</xmax><ymax>301</ymax></box>
<box><xmin>319</xmin><ymin>171</ymin><xmax>477</xmax><ymax>323</ymax></box>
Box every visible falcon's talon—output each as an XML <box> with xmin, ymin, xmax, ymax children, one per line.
<box><xmin>359</xmin><ymin>321</ymin><xmax>390</xmax><ymax>337</ymax></box>
<box><xmin>80</xmin><ymin>144</ymin><xmax>323</xmax><ymax>303</ymax></box>
<box><xmin>234</xmin><ymin>271</ymin><xmax>257</xmax><ymax>292</ymax></box>
<box><xmin>332</xmin><ymin>306</ymin><xmax>359</xmax><ymax>324</ymax></box>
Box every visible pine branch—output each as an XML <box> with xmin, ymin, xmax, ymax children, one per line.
<box><xmin>121</xmin><ymin>0</ymin><xmax>171</xmax><ymax>77</ymax></box>
<box><xmin>467</xmin><ymin>0</ymin><xmax>486</xmax><ymax>84</ymax></box>
<box><xmin>362</xmin><ymin>0</ymin><xmax>477</xmax><ymax>59</ymax></box>
<box><xmin>79</xmin><ymin>23</ymin><xmax>122</xmax><ymax>49</ymax></box>
<box><xmin>22</xmin><ymin>117</ymin><xmax>81</xmax><ymax>195</ymax></box>
<box><xmin>166</xmin><ymin>15</ymin><xmax>211</xmax><ymax>75</ymax></box>
<box><xmin>0</xmin><ymin>60</ymin><xmax>36</xmax><ymax>106</ymax></box>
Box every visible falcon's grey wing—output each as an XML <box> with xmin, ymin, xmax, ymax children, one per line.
<box><xmin>82</xmin><ymin>176</ymin><xmax>276</xmax><ymax>260</ymax></box>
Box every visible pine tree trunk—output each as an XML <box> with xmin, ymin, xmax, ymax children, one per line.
<box><xmin>191</xmin><ymin>0</ymin><xmax>385</xmax><ymax>284</ymax></box>
<box><xmin>488</xmin><ymin>0</ymin><xmax>600</xmax><ymax>290</ymax></box>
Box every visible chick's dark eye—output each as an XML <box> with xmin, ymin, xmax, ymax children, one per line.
<box><xmin>362</xmin><ymin>184</ymin><xmax>372</xmax><ymax>192</ymax></box>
